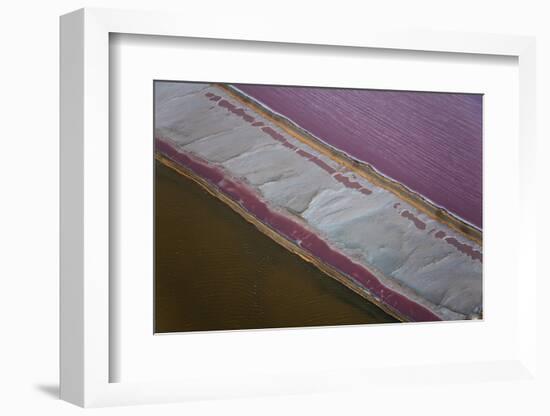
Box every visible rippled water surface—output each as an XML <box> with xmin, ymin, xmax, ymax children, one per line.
<box><xmin>234</xmin><ymin>84</ymin><xmax>482</xmax><ymax>228</ymax></box>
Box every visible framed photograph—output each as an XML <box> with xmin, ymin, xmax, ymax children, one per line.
<box><xmin>60</xmin><ymin>8</ymin><xmax>537</xmax><ymax>407</ymax></box>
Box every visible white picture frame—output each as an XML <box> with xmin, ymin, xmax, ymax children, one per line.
<box><xmin>60</xmin><ymin>7</ymin><xmax>538</xmax><ymax>408</ymax></box>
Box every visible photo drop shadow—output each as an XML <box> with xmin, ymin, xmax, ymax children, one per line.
<box><xmin>34</xmin><ymin>384</ymin><xmax>59</xmax><ymax>399</ymax></box>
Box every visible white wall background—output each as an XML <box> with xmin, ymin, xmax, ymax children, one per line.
<box><xmin>0</xmin><ymin>0</ymin><xmax>548</xmax><ymax>414</ymax></box>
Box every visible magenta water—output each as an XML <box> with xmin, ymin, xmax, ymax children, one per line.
<box><xmin>233</xmin><ymin>84</ymin><xmax>483</xmax><ymax>229</ymax></box>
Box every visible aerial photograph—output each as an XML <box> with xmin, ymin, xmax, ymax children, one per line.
<box><xmin>154</xmin><ymin>81</ymin><xmax>483</xmax><ymax>332</ymax></box>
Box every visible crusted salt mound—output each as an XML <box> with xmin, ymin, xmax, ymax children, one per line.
<box><xmin>155</xmin><ymin>81</ymin><xmax>483</xmax><ymax>322</ymax></box>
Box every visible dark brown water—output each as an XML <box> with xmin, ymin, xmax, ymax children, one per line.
<box><xmin>154</xmin><ymin>161</ymin><xmax>396</xmax><ymax>332</ymax></box>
